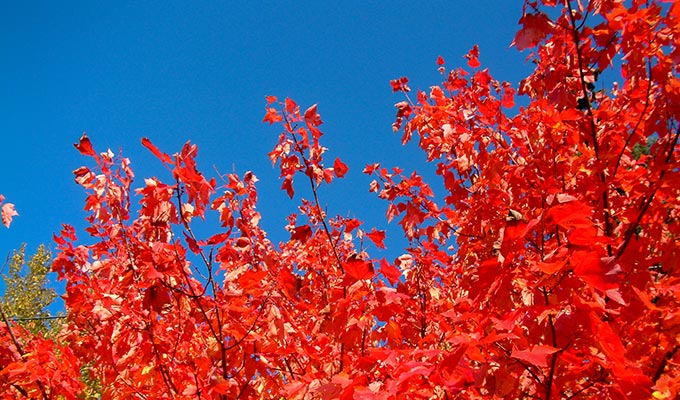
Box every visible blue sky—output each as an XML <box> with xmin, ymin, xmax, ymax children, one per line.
<box><xmin>1</xmin><ymin>1</ymin><xmax>530</xmax><ymax>300</ymax></box>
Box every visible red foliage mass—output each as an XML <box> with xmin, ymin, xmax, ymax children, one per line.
<box><xmin>1</xmin><ymin>1</ymin><xmax>679</xmax><ymax>399</ymax></box>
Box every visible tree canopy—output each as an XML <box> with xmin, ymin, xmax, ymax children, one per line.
<box><xmin>1</xmin><ymin>244</ymin><xmax>58</xmax><ymax>336</ymax></box>
<box><xmin>1</xmin><ymin>0</ymin><xmax>679</xmax><ymax>398</ymax></box>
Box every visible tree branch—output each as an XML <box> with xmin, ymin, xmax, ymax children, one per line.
<box><xmin>566</xmin><ymin>1</ymin><xmax>614</xmax><ymax>251</ymax></box>
<box><xmin>0</xmin><ymin>302</ymin><xmax>49</xmax><ymax>400</ymax></box>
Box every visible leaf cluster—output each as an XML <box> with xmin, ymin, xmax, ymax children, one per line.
<box><xmin>1</xmin><ymin>244</ymin><xmax>58</xmax><ymax>336</ymax></box>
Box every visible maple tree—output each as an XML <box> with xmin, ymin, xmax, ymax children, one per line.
<box><xmin>1</xmin><ymin>0</ymin><xmax>679</xmax><ymax>398</ymax></box>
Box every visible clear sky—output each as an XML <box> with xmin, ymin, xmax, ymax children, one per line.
<box><xmin>0</xmin><ymin>1</ymin><xmax>530</xmax><ymax>301</ymax></box>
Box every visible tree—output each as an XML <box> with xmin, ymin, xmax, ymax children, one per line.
<box><xmin>1</xmin><ymin>244</ymin><xmax>58</xmax><ymax>336</ymax></box>
<box><xmin>0</xmin><ymin>245</ymin><xmax>86</xmax><ymax>398</ymax></box>
<box><xmin>0</xmin><ymin>247</ymin><xmax>82</xmax><ymax>398</ymax></box>
<box><xmin>0</xmin><ymin>245</ymin><xmax>100</xmax><ymax>398</ymax></box>
<box><xmin>0</xmin><ymin>0</ymin><xmax>678</xmax><ymax>398</ymax></box>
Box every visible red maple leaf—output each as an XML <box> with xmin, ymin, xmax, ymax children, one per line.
<box><xmin>511</xmin><ymin>345</ymin><xmax>560</xmax><ymax>369</ymax></box>
<box><xmin>263</xmin><ymin>107</ymin><xmax>283</xmax><ymax>125</ymax></box>
<box><xmin>334</xmin><ymin>158</ymin><xmax>349</xmax><ymax>178</ymax></box>
<box><xmin>73</xmin><ymin>133</ymin><xmax>96</xmax><ymax>156</ymax></box>
<box><xmin>465</xmin><ymin>45</ymin><xmax>481</xmax><ymax>68</ymax></box>
<box><xmin>511</xmin><ymin>12</ymin><xmax>553</xmax><ymax>51</ymax></box>
<box><xmin>345</xmin><ymin>256</ymin><xmax>374</xmax><ymax>281</ymax></box>
<box><xmin>142</xmin><ymin>137</ymin><xmax>173</xmax><ymax>164</ymax></box>
<box><xmin>379</xmin><ymin>258</ymin><xmax>401</xmax><ymax>285</ymax></box>
<box><xmin>365</xmin><ymin>228</ymin><xmax>386</xmax><ymax>249</ymax></box>
<box><xmin>0</xmin><ymin>195</ymin><xmax>18</xmax><ymax>228</ymax></box>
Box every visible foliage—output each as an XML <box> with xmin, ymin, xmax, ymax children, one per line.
<box><xmin>1</xmin><ymin>244</ymin><xmax>58</xmax><ymax>336</ymax></box>
<box><xmin>1</xmin><ymin>0</ymin><xmax>679</xmax><ymax>398</ymax></box>
<box><xmin>0</xmin><ymin>245</ymin><xmax>81</xmax><ymax>398</ymax></box>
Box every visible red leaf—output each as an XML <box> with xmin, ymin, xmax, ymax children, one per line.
<box><xmin>141</xmin><ymin>137</ymin><xmax>173</xmax><ymax>164</ymax></box>
<box><xmin>511</xmin><ymin>345</ymin><xmax>559</xmax><ymax>368</ymax></box>
<box><xmin>281</xmin><ymin>178</ymin><xmax>294</xmax><ymax>198</ymax></box>
<box><xmin>396</xmin><ymin>363</ymin><xmax>433</xmax><ymax>385</ymax></box>
<box><xmin>344</xmin><ymin>219</ymin><xmax>362</xmax><ymax>233</ymax></box>
<box><xmin>74</xmin><ymin>133</ymin><xmax>96</xmax><ymax>156</ymax></box>
<box><xmin>605</xmin><ymin>288</ymin><xmax>627</xmax><ymax>306</ymax></box>
<box><xmin>366</xmin><ymin>228</ymin><xmax>386</xmax><ymax>249</ymax></box>
<box><xmin>291</xmin><ymin>225</ymin><xmax>312</xmax><ymax>243</ymax></box>
<box><xmin>536</xmin><ymin>259</ymin><xmax>566</xmax><ymax>274</ymax></box>
<box><xmin>390</xmin><ymin>76</ymin><xmax>410</xmax><ymax>92</ymax></box>
<box><xmin>465</xmin><ymin>45</ymin><xmax>481</xmax><ymax>68</ymax></box>
<box><xmin>263</xmin><ymin>107</ymin><xmax>282</xmax><ymax>125</ymax></box>
<box><xmin>503</xmin><ymin>221</ymin><xmax>527</xmax><ymax>241</ymax></box>
<box><xmin>436</xmin><ymin>55</ymin><xmax>445</xmax><ymax>65</ymax></box>
<box><xmin>589</xmin><ymin>312</ymin><xmax>626</xmax><ymax>364</ymax></box>
<box><xmin>211</xmin><ymin>378</ymin><xmax>232</xmax><ymax>394</ymax></box>
<box><xmin>143</xmin><ymin>283</ymin><xmax>171</xmax><ymax>314</ymax></box>
<box><xmin>304</xmin><ymin>104</ymin><xmax>322</xmax><ymax>127</ymax></box>
<box><xmin>572</xmin><ymin>252</ymin><xmax>622</xmax><ymax>292</ymax></box>
<box><xmin>559</xmin><ymin>109</ymin><xmax>581</xmax><ymax>121</ymax></box>
<box><xmin>1</xmin><ymin>200</ymin><xmax>18</xmax><ymax>228</ymax></box>
<box><xmin>285</xmin><ymin>98</ymin><xmax>297</xmax><ymax>113</ymax></box>
<box><xmin>207</xmin><ymin>232</ymin><xmax>230</xmax><ymax>245</ymax></box>
<box><xmin>511</xmin><ymin>13</ymin><xmax>552</xmax><ymax>51</ymax></box>
<box><xmin>184</xmin><ymin>232</ymin><xmax>201</xmax><ymax>253</ymax></box>
<box><xmin>238</xmin><ymin>269</ymin><xmax>267</xmax><ymax>290</ymax></box>
<box><xmin>334</xmin><ymin>158</ymin><xmax>349</xmax><ymax>178</ymax></box>
<box><xmin>363</xmin><ymin>163</ymin><xmax>380</xmax><ymax>176</ymax></box>
<box><xmin>547</xmin><ymin>200</ymin><xmax>593</xmax><ymax>229</ymax></box>
<box><xmin>265</xmin><ymin>95</ymin><xmax>278</xmax><ymax>104</ymax></box>
<box><xmin>2</xmin><ymin>361</ymin><xmax>28</xmax><ymax>378</ymax></box>
<box><xmin>379</xmin><ymin>259</ymin><xmax>401</xmax><ymax>285</ymax></box>
<box><xmin>345</xmin><ymin>257</ymin><xmax>374</xmax><ymax>281</ymax></box>
<box><xmin>501</xmin><ymin>84</ymin><xmax>516</xmax><ymax>108</ymax></box>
